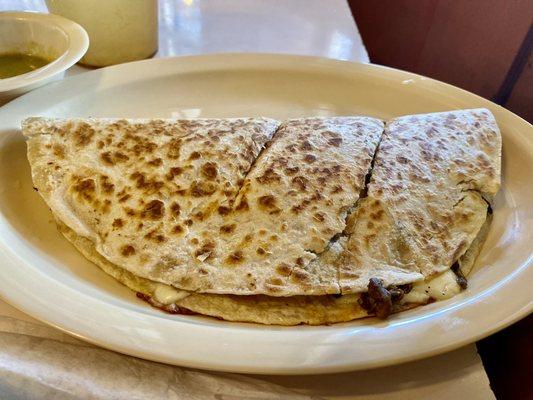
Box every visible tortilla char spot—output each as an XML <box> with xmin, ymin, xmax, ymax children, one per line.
<box><xmin>190</xmin><ymin>238</ymin><xmax>199</xmax><ymax>245</ymax></box>
<box><xmin>184</xmin><ymin>219</ymin><xmax>193</xmax><ymax>226</ymax></box>
<box><xmin>200</xmin><ymin>162</ymin><xmax>218</xmax><ymax>180</ymax></box>
<box><xmin>370</xmin><ymin>210</ymin><xmax>384</xmax><ymax>221</ymax></box>
<box><xmin>396</xmin><ymin>155</ymin><xmax>409</xmax><ymax>164</ymax></box>
<box><xmin>276</xmin><ymin>263</ymin><xmax>291</xmax><ymax>276</ymax></box>
<box><xmin>265</xmin><ymin>284</ymin><xmax>282</xmax><ymax>293</ymax></box>
<box><xmin>226</xmin><ymin>250</ymin><xmax>244</xmax><ymax>264</ymax></box>
<box><xmin>460</xmin><ymin>212</ymin><xmax>470</xmax><ymax>222</ymax></box>
<box><xmin>170</xmin><ymin>202</ymin><xmax>181</xmax><ymax>217</ymax></box>
<box><xmin>130</xmin><ymin>172</ymin><xmax>164</xmax><ymax>195</ymax></box>
<box><xmin>331</xmin><ymin>185</ymin><xmax>343</xmax><ymax>194</ymax></box>
<box><xmin>188</xmin><ymin>151</ymin><xmax>201</xmax><ymax>160</ymax></box>
<box><xmin>291</xmin><ymin>270</ymin><xmax>310</xmax><ymax>283</ymax></box>
<box><xmin>100</xmin><ymin>152</ymin><xmax>114</xmax><ymax>165</ymax></box>
<box><xmin>99</xmin><ymin>175</ymin><xmax>115</xmax><ymax>194</ymax></box>
<box><xmin>364</xmin><ymin>234</ymin><xmax>376</xmax><ymax>247</ymax></box>
<box><xmin>100</xmin><ymin>151</ymin><xmax>129</xmax><ymax>166</ymax></box>
<box><xmin>52</xmin><ymin>144</ymin><xmax>65</xmax><ymax>159</ymax></box>
<box><xmin>220</xmin><ymin>223</ymin><xmax>236</xmax><ymax>234</ymax></box>
<box><xmin>291</xmin><ymin>176</ymin><xmax>308</xmax><ymax>191</ymax></box>
<box><xmin>299</xmin><ymin>140</ymin><xmax>313</xmax><ymax>151</ymax></box>
<box><xmin>101</xmin><ymin>199</ymin><xmax>112</xmax><ymax>213</ymax></box>
<box><xmin>291</xmin><ymin>204</ymin><xmax>304</xmax><ymax>214</ymax></box>
<box><xmin>268</xmin><ymin>277</ymin><xmax>284</xmax><ymax>286</ymax></box>
<box><xmin>97</xmin><ymin>140</ymin><xmax>104</xmax><ymax>149</ymax></box>
<box><xmin>120</xmin><ymin>245</ymin><xmax>135</xmax><ymax>256</ymax></box>
<box><xmin>178</xmin><ymin>276</ymin><xmax>192</xmax><ymax>287</ymax></box>
<box><xmin>218</xmin><ymin>205</ymin><xmax>231</xmax><ymax>215</ymax></box>
<box><xmin>131</xmin><ymin>138</ymin><xmax>157</xmax><ymax>156</ymax></box>
<box><xmin>256</xmin><ymin>168</ymin><xmax>281</xmax><ymax>184</ymax></box>
<box><xmin>328</xmin><ymin>137</ymin><xmax>342</xmax><ymax>147</ymax></box>
<box><xmin>257</xmin><ymin>195</ymin><xmax>277</xmax><ymax>211</ymax></box>
<box><xmin>72</xmin><ymin>178</ymin><xmax>95</xmax><ymax>201</ymax></box>
<box><xmin>145</xmin><ymin>229</ymin><xmax>167</xmax><ymax>243</ymax></box>
<box><xmin>166</xmin><ymin>138</ymin><xmax>182</xmax><ymax>159</ymax></box>
<box><xmin>172</xmin><ymin>224</ymin><xmax>184</xmax><ymax>235</ymax></box>
<box><xmin>190</xmin><ymin>180</ymin><xmax>217</xmax><ymax>197</ymax></box>
<box><xmin>195</xmin><ymin>241</ymin><xmax>215</xmax><ymax>258</ymax></box>
<box><xmin>285</xmin><ymin>166</ymin><xmax>299</xmax><ymax>175</ymax></box>
<box><xmin>367</xmin><ymin>221</ymin><xmax>374</xmax><ymax>229</ymax></box>
<box><xmin>166</xmin><ymin>167</ymin><xmax>183</xmax><ymax>181</ymax></box>
<box><xmin>73</xmin><ymin>123</ymin><xmax>95</xmax><ymax>147</ymax></box>
<box><xmin>304</xmin><ymin>154</ymin><xmax>317</xmax><ymax>163</ymax></box>
<box><xmin>147</xmin><ymin>158</ymin><xmax>163</xmax><ymax>167</ymax></box>
<box><xmin>258</xmin><ymin>229</ymin><xmax>267</xmax><ymax>235</ymax></box>
<box><xmin>118</xmin><ymin>194</ymin><xmax>131</xmax><ymax>203</ymax></box>
<box><xmin>112</xmin><ymin>218</ymin><xmax>123</xmax><ymax>228</ymax></box>
<box><xmin>142</xmin><ymin>199</ymin><xmax>164</xmax><ymax>220</ymax></box>
<box><xmin>235</xmin><ymin>196</ymin><xmax>249</xmax><ymax>211</ymax></box>
<box><xmin>256</xmin><ymin>247</ymin><xmax>267</xmax><ymax>255</ymax></box>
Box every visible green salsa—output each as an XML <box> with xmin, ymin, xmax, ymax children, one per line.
<box><xmin>0</xmin><ymin>53</ymin><xmax>51</xmax><ymax>79</ymax></box>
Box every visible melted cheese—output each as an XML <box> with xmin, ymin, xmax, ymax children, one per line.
<box><xmin>153</xmin><ymin>284</ymin><xmax>190</xmax><ymax>305</ymax></box>
<box><xmin>402</xmin><ymin>269</ymin><xmax>461</xmax><ymax>304</ymax></box>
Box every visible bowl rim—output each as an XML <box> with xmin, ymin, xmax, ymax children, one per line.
<box><xmin>0</xmin><ymin>11</ymin><xmax>89</xmax><ymax>92</ymax></box>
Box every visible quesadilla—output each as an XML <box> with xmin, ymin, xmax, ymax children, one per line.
<box><xmin>22</xmin><ymin>109</ymin><xmax>501</xmax><ymax>325</ymax></box>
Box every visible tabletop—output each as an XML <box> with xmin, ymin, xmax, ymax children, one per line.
<box><xmin>2</xmin><ymin>0</ymin><xmax>369</xmax><ymax>65</ymax></box>
<box><xmin>0</xmin><ymin>1</ymin><xmax>501</xmax><ymax>399</ymax></box>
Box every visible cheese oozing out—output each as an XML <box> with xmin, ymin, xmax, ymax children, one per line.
<box><xmin>402</xmin><ymin>269</ymin><xmax>461</xmax><ymax>304</ymax></box>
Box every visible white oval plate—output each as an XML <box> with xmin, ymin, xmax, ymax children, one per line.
<box><xmin>0</xmin><ymin>54</ymin><xmax>531</xmax><ymax>375</ymax></box>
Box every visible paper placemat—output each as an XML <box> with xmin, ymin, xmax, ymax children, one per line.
<box><xmin>0</xmin><ymin>299</ymin><xmax>494</xmax><ymax>399</ymax></box>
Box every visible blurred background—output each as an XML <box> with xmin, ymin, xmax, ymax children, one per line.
<box><xmin>349</xmin><ymin>0</ymin><xmax>532</xmax><ymax>122</ymax></box>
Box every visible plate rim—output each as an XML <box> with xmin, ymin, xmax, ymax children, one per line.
<box><xmin>0</xmin><ymin>53</ymin><xmax>531</xmax><ymax>375</ymax></box>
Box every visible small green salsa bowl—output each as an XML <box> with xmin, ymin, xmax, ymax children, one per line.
<box><xmin>0</xmin><ymin>11</ymin><xmax>88</xmax><ymax>104</ymax></box>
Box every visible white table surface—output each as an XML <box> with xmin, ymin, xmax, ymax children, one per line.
<box><xmin>0</xmin><ymin>1</ymin><xmax>494</xmax><ymax>399</ymax></box>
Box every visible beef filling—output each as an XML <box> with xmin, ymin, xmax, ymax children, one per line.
<box><xmin>451</xmin><ymin>262</ymin><xmax>468</xmax><ymax>290</ymax></box>
<box><xmin>358</xmin><ymin>278</ymin><xmax>412</xmax><ymax>319</ymax></box>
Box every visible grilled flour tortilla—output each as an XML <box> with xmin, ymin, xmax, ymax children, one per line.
<box><xmin>23</xmin><ymin>109</ymin><xmax>501</xmax><ymax>325</ymax></box>
<box><xmin>23</xmin><ymin>116</ymin><xmax>383</xmax><ymax>296</ymax></box>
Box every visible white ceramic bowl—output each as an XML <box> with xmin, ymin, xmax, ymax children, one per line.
<box><xmin>0</xmin><ymin>11</ymin><xmax>88</xmax><ymax>104</ymax></box>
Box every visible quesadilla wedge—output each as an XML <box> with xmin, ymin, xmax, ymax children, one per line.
<box><xmin>333</xmin><ymin>109</ymin><xmax>501</xmax><ymax>296</ymax></box>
